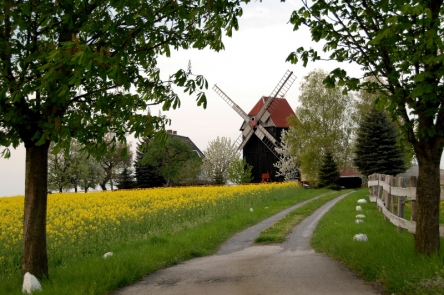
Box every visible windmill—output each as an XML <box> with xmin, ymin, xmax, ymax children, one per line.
<box><xmin>213</xmin><ymin>70</ymin><xmax>297</xmax><ymax>182</ymax></box>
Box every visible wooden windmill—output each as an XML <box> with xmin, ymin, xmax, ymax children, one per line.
<box><xmin>213</xmin><ymin>71</ymin><xmax>297</xmax><ymax>182</ymax></box>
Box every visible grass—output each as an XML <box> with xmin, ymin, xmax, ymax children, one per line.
<box><xmin>254</xmin><ymin>190</ymin><xmax>352</xmax><ymax>244</ymax></box>
<box><xmin>0</xmin><ymin>185</ymin><xmax>333</xmax><ymax>295</ymax></box>
<box><xmin>311</xmin><ymin>188</ymin><xmax>444</xmax><ymax>295</ymax></box>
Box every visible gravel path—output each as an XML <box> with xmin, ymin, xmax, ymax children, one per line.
<box><xmin>112</xmin><ymin>191</ymin><xmax>383</xmax><ymax>295</ymax></box>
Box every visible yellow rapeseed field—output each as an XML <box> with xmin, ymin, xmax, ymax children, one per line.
<box><xmin>0</xmin><ymin>183</ymin><xmax>297</xmax><ymax>275</ymax></box>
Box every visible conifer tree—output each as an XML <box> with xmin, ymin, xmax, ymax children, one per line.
<box><xmin>116</xmin><ymin>168</ymin><xmax>136</xmax><ymax>190</ymax></box>
<box><xmin>354</xmin><ymin>109</ymin><xmax>406</xmax><ymax>177</ymax></box>
<box><xmin>317</xmin><ymin>151</ymin><xmax>341</xmax><ymax>190</ymax></box>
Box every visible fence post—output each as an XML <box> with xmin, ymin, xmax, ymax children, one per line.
<box><xmin>383</xmin><ymin>175</ymin><xmax>391</xmax><ymax>221</ymax></box>
<box><xmin>378</xmin><ymin>174</ymin><xmax>384</xmax><ymax>211</ymax></box>
<box><xmin>382</xmin><ymin>175</ymin><xmax>390</xmax><ymax>220</ymax></box>
<box><xmin>397</xmin><ymin>177</ymin><xmax>405</xmax><ymax>233</ymax></box>
<box><xmin>370</xmin><ymin>174</ymin><xmax>376</xmax><ymax>200</ymax></box>
<box><xmin>390</xmin><ymin>176</ymin><xmax>397</xmax><ymax>214</ymax></box>
<box><xmin>410</xmin><ymin>176</ymin><xmax>417</xmax><ymax>222</ymax></box>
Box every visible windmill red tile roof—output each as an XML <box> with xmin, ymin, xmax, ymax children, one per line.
<box><xmin>248</xmin><ymin>97</ymin><xmax>296</xmax><ymax>128</ymax></box>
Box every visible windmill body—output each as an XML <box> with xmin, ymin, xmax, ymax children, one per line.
<box><xmin>213</xmin><ymin>71</ymin><xmax>297</xmax><ymax>183</ymax></box>
<box><xmin>242</xmin><ymin>97</ymin><xmax>296</xmax><ymax>182</ymax></box>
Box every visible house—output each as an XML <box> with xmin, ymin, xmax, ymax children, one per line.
<box><xmin>166</xmin><ymin>130</ymin><xmax>205</xmax><ymax>158</ymax></box>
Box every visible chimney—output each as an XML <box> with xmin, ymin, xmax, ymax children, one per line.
<box><xmin>167</xmin><ymin>130</ymin><xmax>172</xmax><ymax>134</ymax></box>
<box><xmin>173</xmin><ymin>131</ymin><xmax>177</xmax><ymax>135</ymax></box>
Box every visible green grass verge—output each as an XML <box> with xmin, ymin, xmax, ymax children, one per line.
<box><xmin>255</xmin><ymin>190</ymin><xmax>352</xmax><ymax>244</ymax></box>
<box><xmin>3</xmin><ymin>187</ymin><xmax>333</xmax><ymax>295</ymax></box>
<box><xmin>311</xmin><ymin>188</ymin><xmax>444</xmax><ymax>295</ymax></box>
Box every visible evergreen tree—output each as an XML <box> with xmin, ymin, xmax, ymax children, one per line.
<box><xmin>116</xmin><ymin>168</ymin><xmax>136</xmax><ymax>189</ymax></box>
<box><xmin>213</xmin><ymin>170</ymin><xmax>225</xmax><ymax>185</ymax></box>
<box><xmin>317</xmin><ymin>151</ymin><xmax>341</xmax><ymax>190</ymax></box>
<box><xmin>354</xmin><ymin>109</ymin><xmax>406</xmax><ymax>177</ymax></box>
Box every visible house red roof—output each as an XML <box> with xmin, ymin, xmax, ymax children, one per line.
<box><xmin>248</xmin><ymin>97</ymin><xmax>296</xmax><ymax>128</ymax></box>
<box><xmin>340</xmin><ymin>167</ymin><xmax>359</xmax><ymax>177</ymax></box>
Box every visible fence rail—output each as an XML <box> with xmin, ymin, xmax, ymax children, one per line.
<box><xmin>368</xmin><ymin>174</ymin><xmax>444</xmax><ymax>237</ymax></box>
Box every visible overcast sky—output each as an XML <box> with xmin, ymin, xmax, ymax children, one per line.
<box><xmin>0</xmin><ymin>1</ymin><xmax>417</xmax><ymax>197</ymax></box>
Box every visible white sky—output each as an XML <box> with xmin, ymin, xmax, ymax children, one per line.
<box><xmin>0</xmin><ymin>1</ymin><xmax>429</xmax><ymax>197</ymax></box>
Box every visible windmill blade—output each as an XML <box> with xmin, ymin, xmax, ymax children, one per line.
<box><xmin>254</xmin><ymin>125</ymin><xmax>280</xmax><ymax>159</ymax></box>
<box><xmin>256</xmin><ymin>71</ymin><xmax>296</xmax><ymax>123</ymax></box>
<box><xmin>233</xmin><ymin>133</ymin><xmax>243</xmax><ymax>150</ymax></box>
<box><xmin>238</xmin><ymin>127</ymin><xmax>255</xmax><ymax>150</ymax></box>
<box><xmin>213</xmin><ymin>84</ymin><xmax>250</xmax><ymax>122</ymax></box>
<box><xmin>269</xmin><ymin>70</ymin><xmax>296</xmax><ymax>100</ymax></box>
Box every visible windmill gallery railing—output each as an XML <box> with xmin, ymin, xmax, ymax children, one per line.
<box><xmin>368</xmin><ymin>174</ymin><xmax>444</xmax><ymax>237</ymax></box>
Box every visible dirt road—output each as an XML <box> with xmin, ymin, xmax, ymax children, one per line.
<box><xmin>113</xmin><ymin>192</ymin><xmax>382</xmax><ymax>295</ymax></box>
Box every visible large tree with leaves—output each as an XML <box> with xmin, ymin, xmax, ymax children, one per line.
<box><xmin>286</xmin><ymin>69</ymin><xmax>353</xmax><ymax>183</ymax></box>
<box><xmin>0</xmin><ymin>0</ymin><xmax>244</xmax><ymax>278</ymax></box>
<box><xmin>288</xmin><ymin>0</ymin><xmax>444</xmax><ymax>255</ymax></box>
<box><xmin>141</xmin><ymin>134</ymin><xmax>201</xmax><ymax>186</ymax></box>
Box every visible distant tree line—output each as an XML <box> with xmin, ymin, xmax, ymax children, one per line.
<box><xmin>48</xmin><ymin>134</ymin><xmax>255</xmax><ymax>192</ymax></box>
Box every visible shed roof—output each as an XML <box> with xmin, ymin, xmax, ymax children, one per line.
<box><xmin>248</xmin><ymin>97</ymin><xmax>296</xmax><ymax>128</ymax></box>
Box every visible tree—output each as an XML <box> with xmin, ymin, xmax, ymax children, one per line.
<box><xmin>353</xmin><ymin>80</ymin><xmax>415</xmax><ymax>169</ymax></box>
<box><xmin>201</xmin><ymin>136</ymin><xmax>238</xmax><ymax>184</ymax></box>
<box><xmin>134</xmin><ymin>140</ymin><xmax>165</xmax><ymax>188</ymax></box>
<box><xmin>227</xmin><ymin>155</ymin><xmax>253</xmax><ymax>184</ymax></box>
<box><xmin>98</xmin><ymin>135</ymin><xmax>133</xmax><ymax>191</ymax></box>
<box><xmin>286</xmin><ymin>69</ymin><xmax>353</xmax><ymax>183</ymax></box>
<box><xmin>142</xmin><ymin>135</ymin><xmax>201</xmax><ymax>186</ymax></box>
<box><xmin>78</xmin><ymin>156</ymin><xmax>104</xmax><ymax>193</ymax></box>
<box><xmin>47</xmin><ymin>144</ymin><xmax>70</xmax><ymax>193</ymax></box>
<box><xmin>176</xmin><ymin>156</ymin><xmax>203</xmax><ymax>186</ymax></box>
<box><xmin>354</xmin><ymin>109</ymin><xmax>406</xmax><ymax>177</ymax></box>
<box><xmin>0</xmin><ymin>1</ymin><xmax>244</xmax><ymax>277</ymax></box>
<box><xmin>317</xmin><ymin>151</ymin><xmax>341</xmax><ymax>190</ymax></box>
<box><xmin>273</xmin><ymin>130</ymin><xmax>300</xmax><ymax>181</ymax></box>
<box><xmin>287</xmin><ymin>0</ymin><xmax>444</xmax><ymax>255</ymax></box>
<box><xmin>66</xmin><ymin>142</ymin><xmax>85</xmax><ymax>193</ymax></box>
<box><xmin>116</xmin><ymin>167</ymin><xmax>136</xmax><ymax>190</ymax></box>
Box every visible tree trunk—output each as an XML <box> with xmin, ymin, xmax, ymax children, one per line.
<box><xmin>99</xmin><ymin>182</ymin><xmax>107</xmax><ymax>191</ymax></box>
<box><xmin>22</xmin><ymin>142</ymin><xmax>50</xmax><ymax>279</ymax></box>
<box><xmin>415</xmin><ymin>145</ymin><xmax>442</xmax><ymax>255</ymax></box>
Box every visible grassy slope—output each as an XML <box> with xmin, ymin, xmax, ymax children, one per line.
<box><xmin>311</xmin><ymin>188</ymin><xmax>444</xmax><ymax>295</ymax></box>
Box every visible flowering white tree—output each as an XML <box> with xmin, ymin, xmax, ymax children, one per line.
<box><xmin>274</xmin><ymin>130</ymin><xmax>300</xmax><ymax>181</ymax></box>
<box><xmin>201</xmin><ymin>136</ymin><xmax>238</xmax><ymax>184</ymax></box>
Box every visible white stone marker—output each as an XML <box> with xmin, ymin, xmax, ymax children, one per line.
<box><xmin>22</xmin><ymin>272</ymin><xmax>42</xmax><ymax>294</ymax></box>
